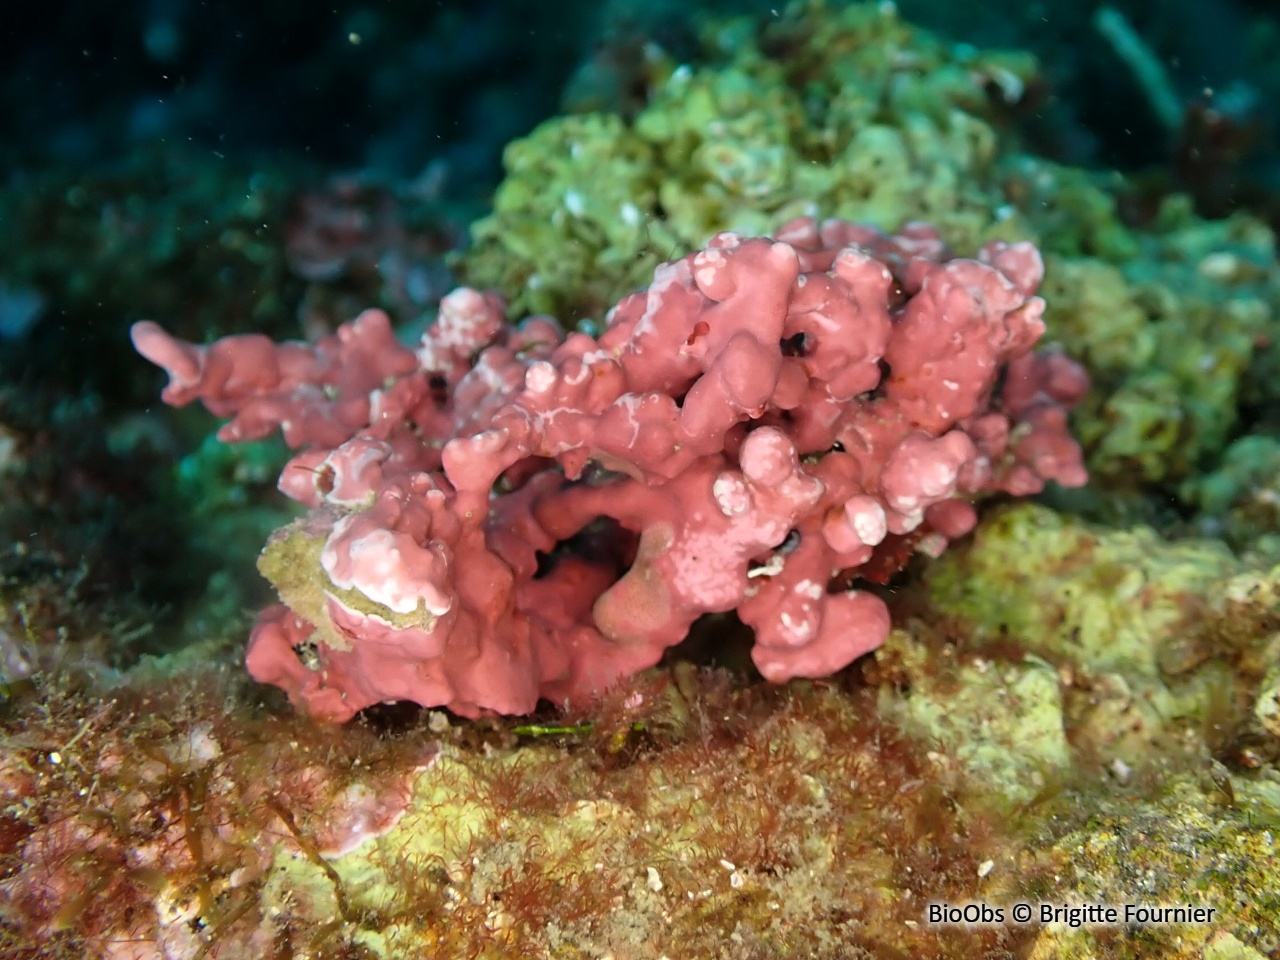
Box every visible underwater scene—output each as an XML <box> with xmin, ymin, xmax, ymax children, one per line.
<box><xmin>1</xmin><ymin>0</ymin><xmax>1279</xmax><ymax>957</ymax></box>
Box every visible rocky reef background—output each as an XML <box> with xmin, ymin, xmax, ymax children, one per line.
<box><xmin>1</xmin><ymin>1</ymin><xmax>1279</xmax><ymax>958</ymax></box>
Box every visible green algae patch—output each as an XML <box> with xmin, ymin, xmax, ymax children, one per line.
<box><xmin>257</xmin><ymin>513</ymin><xmax>447</xmax><ymax>653</ymax></box>
<box><xmin>457</xmin><ymin>0</ymin><xmax>1040</xmax><ymax>324</ymax></box>
<box><xmin>925</xmin><ymin>504</ymin><xmax>1243</xmax><ymax>676</ymax></box>
<box><xmin>1023</xmin><ymin>774</ymin><xmax>1280</xmax><ymax>960</ymax></box>
<box><xmin>918</xmin><ymin>505</ymin><xmax>1280</xmax><ymax>772</ymax></box>
<box><xmin>456</xmin><ymin>0</ymin><xmax>1280</xmax><ymax>510</ymax></box>
<box><xmin>1183</xmin><ymin>434</ymin><xmax>1280</xmax><ymax>561</ymax></box>
<box><xmin>875</xmin><ymin>629</ymin><xmax>1071</xmax><ymax>808</ymax></box>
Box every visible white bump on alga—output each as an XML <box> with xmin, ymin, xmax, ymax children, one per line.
<box><xmin>845</xmin><ymin>497</ymin><xmax>887</xmax><ymax>546</ymax></box>
<box><xmin>891</xmin><ymin>492</ymin><xmax>920</xmax><ymax>512</ymax></box>
<box><xmin>779</xmin><ymin>611</ymin><xmax>814</xmax><ymax>642</ymax></box>
<box><xmin>713</xmin><ymin>473</ymin><xmax>750</xmax><ymax>516</ymax></box>
<box><xmin>794</xmin><ymin>579</ymin><xmax>824</xmax><ymax>600</ymax></box>
<box><xmin>692</xmin><ymin>248</ymin><xmax>727</xmax><ymax>291</ymax></box>
<box><xmin>525</xmin><ymin>360</ymin><xmax>556</xmax><ymax>394</ymax></box>
<box><xmin>920</xmin><ymin>458</ymin><xmax>959</xmax><ymax>498</ymax></box>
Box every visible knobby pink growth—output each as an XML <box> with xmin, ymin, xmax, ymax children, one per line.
<box><xmin>134</xmin><ymin>219</ymin><xmax>1089</xmax><ymax>720</ymax></box>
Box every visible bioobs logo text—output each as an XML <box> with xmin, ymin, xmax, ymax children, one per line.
<box><xmin>927</xmin><ymin>902</ymin><xmax>1006</xmax><ymax>926</ymax></box>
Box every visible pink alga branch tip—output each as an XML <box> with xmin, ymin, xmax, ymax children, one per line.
<box><xmin>135</xmin><ymin>217</ymin><xmax>1089</xmax><ymax>720</ymax></box>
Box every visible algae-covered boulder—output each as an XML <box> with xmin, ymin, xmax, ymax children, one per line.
<box><xmin>921</xmin><ymin>504</ymin><xmax>1280</xmax><ymax>767</ymax></box>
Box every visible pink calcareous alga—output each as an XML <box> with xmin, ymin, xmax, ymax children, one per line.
<box><xmin>133</xmin><ymin>217</ymin><xmax>1088</xmax><ymax>720</ymax></box>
